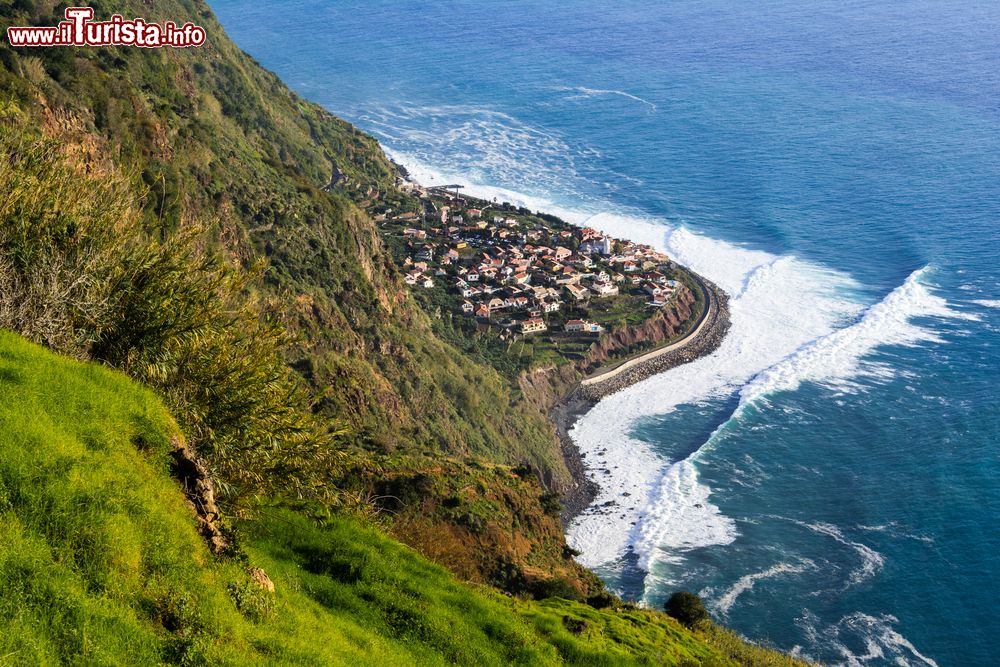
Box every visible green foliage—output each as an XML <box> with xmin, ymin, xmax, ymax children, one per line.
<box><xmin>0</xmin><ymin>330</ymin><xmax>224</xmax><ymax>664</ymax></box>
<box><xmin>0</xmin><ymin>7</ymin><xmax>805</xmax><ymax>664</ymax></box>
<box><xmin>665</xmin><ymin>592</ymin><xmax>710</xmax><ymax>629</ymax></box>
<box><xmin>0</xmin><ymin>130</ymin><xmax>137</xmax><ymax>353</ymax></box>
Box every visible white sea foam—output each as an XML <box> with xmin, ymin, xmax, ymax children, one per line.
<box><xmin>360</xmin><ymin>103</ymin><xmax>597</xmax><ymax>204</ymax></box>
<box><xmin>972</xmin><ymin>298</ymin><xmax>1000</xmax><ymax>308</ymax></box>
<box><xmin>802</xmin><ymin>522</ymin><xmax>885</xmax><ymax>587</ymax></box>
<box><xmin>558</xmin><ymin>86</ymin><xmax>658</xmax><ymax>109</ymax></box>
<box><xmin>566</xmin><ymin>229</ymin><xmax>860</xmax><ymax>571</ymax></box>
<box><xmin>568</xmin><ymin>252</ymin><xmax>972</xmax><ymax>581</ymax></box>
<box><xmin>384</xmin><ymin>135</ymin><xmax>969</xmax><ymax>600</ymax></box>
<box><xmin>857</xmin><ymin>522</ymin><xmax>934</xmax><ymax>545</ymax></box>
<box><xmin>797</xmin><ymin>610</ymin><xmax>940</xmax><ymax>667</ymax></box>
<box><xmin>710</xmin><ymin>559</ymin><xmax>817</xmax><ymax>616</ymax></box>
<box><xmin>738</xmin><ymin>267</ymin><xmax>966</xmax><ymax>403</ymax></box>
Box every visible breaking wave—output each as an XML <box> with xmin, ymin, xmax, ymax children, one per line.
<box><xmin>709</xmin><ymin>559</ymin><xmax>817</xmax><ymax>616</ymax></box>
<box><xmin>557</xmin><ymin>86</ymin><xmax>658</xmax><ymax>109</ymax></box>
<box><xmin>797</xmin><ymin>610</ymin><xmax>941</xmax><ymax>667</ymax></box>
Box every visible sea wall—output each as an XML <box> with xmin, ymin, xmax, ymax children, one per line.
<box><xmin>579</xmin><ymin>288</ymin><xmax>696</xmax><ymax>371</ymax></box>
<box><xmin>518</xmin><ymin>286</ymin><xmax>701</xmax><ymax>422</ymax></box>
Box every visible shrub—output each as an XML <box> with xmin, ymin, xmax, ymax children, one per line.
<box><xmin>539</xmin><ymin>491</ymin><xmax>562</xmax><ymax>515</ymax></box>
<box><xmin>530</xmin><ymin>577</ymin><xmax>583</xmax><ymax>602</ymax></box>
<box><xmin>664</xmin><ymin>591</ymin><xmax>709</xmax><ymax>628</ymax></box>
<box><xmin>585</xmin><ymin>590</ymin><xmax>617</xmax><ymax>610</ymax></box>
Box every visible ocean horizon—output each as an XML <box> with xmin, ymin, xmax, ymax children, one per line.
<box><xmin>211</xmin><ymin>1</ymin><xmax>1000</xmax><ymax>664</ymax></box>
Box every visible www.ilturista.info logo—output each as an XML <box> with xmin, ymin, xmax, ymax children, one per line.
<box><xmin>7</xmin><ymin>7</ymin><xmax>206</xmax><ymax>48</ymax></box>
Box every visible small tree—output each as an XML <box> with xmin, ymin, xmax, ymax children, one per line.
<box><xmin>664</xmin><ymin>591</ymin><xmax>709</xmax><ymax>628</ymax></box>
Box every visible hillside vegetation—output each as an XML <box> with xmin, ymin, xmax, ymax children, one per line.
<box><xmin>0</xmin><ymin>0</ymin><xmax>560</xmax><ymax>478</ymax></box>
<box><xmin>0</xmin><ymin>331</ymin><xmax>803</xmax><ymax>666</ymax></box>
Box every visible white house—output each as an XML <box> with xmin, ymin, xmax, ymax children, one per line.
<box><xmin>565</xmin><ymin>319</ymin><xmax>604</xmax><ymax>334</ymax></box>
<box><xmin>591</xmin><ymin>281</ymin><xmax>619</xmax><ymax>297</ymax></box>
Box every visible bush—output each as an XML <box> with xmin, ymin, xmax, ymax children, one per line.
<box><xmin>530</xmin><ymin>577</ymin><xmax>583</xmax><ymax>602</ymax></box>
<box><xmin>664</xmin><ymin>591</ymin><xmax>709</xmax><ymax>628</ymax></box>
<box><xmin>539</xmin><ymin>491</ymin><xmax>562</xmax><ymax>515</ymax></box>
<box><xmin>585</xmin><ymin>590</ymin><xmax>617</xmax><ymax>610</ymax></box>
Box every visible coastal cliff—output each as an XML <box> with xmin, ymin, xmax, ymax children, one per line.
<box><xmin>519</xmin><ymin>286</ymin><xmax>701</xmax><ymax>422</ymax></box>
<box><xmin>580</xmin><ymin>279</ymin><xmax>730</xmax><ymax>400</ymax></box>
<box><xmin>581</xmin><ymin>287</ymin><xmax>697</xmax><ymax>373</ymax></box>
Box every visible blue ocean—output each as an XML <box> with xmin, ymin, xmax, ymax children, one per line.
<box><xmin>210</xmin><ymin>1</ymin><xmax>1000</xmax><ymax>664</ymax></box>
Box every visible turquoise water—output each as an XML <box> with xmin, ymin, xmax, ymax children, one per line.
<box><xmin>210</xmin><ymin>1</ymin><xmax>1000</xmax><ymax>664</ymax></box>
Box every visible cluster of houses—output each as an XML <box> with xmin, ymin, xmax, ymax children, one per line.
<box><xmin>386</xmin><ymin>193</ymin><xmax>683</xmax><ymax>336</ymax></box>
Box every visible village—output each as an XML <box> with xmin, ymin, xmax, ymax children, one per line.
<box><xmin>377</xmin><ymin>184</ymin><xmax>689</xmax><ymax>348</ymax></box>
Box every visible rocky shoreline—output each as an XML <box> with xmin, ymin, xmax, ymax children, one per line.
<box><xmin>558</xmin><ymin>276</ymin><xmax>731</xmax><ymax>528</ymax></box>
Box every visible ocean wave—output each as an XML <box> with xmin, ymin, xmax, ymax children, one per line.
<box><xmin>619</xmin><ymin>264</ymin><xmax>973</xmax><ymax>596</ymax></box>
<box><xmin>632</xmin><ymin>459</ymin><xmax>739</xmax><ymax>573</ymax></box>
<box><xmin>857</xmin><ymin>522</ymin><xmax>934</xmax><ymax>545</ymax></box>
<box><xmin>360</xmin><ymin>103</ymin><xmax>587</xmax><ymax>201</ymax></box>
<box><xmin>567</xmin><ymin>228</ymin><xmax>858</xmax><ymax>569</ymax></box>
<box><xmin>802</xmin><ymin>522</ymin><xmax>885</xmax><ymax>587</ymax></box>
<box><xmin>797</xmin><ymin>610</ymin><xmax>940</xmax><ymax>667</ymax></box>
<box><xmin>709</xmin><ymin>559</ymin><xmax>817</xmax><ymax>616</ymax></box>
<box><xmin>737</xmin><ymin>267</ymin><xmax>965</xmax><ymax>406</ymax></box>
<box><xmin>383</xmin><ymin>149</ymin><xmax>972</xmax><ymax>599</ymax></box>
<box><xmin>972</xmin><ymin>298</ymin><xmax>1000</xmax><ymax>308</ymax></box>
<box><xmin>557</xmin><ymin>86</ymin><xmax>658</xmax><ymax>110</ymax></box>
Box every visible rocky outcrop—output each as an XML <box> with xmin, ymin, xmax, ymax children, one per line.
<box><xmin>519</xmin><ymin>362</ymin><xmax>581</xmax><ymax>419</ymax></box>
<box><xmin>169</xmin><ymin>436</ymin><xmax>230</xmax><ymax>555</ymax></box>
<box><xmin>248</xmin><ymin>566</ymin><xmax>275</xmax><ymax>593</ymax></box>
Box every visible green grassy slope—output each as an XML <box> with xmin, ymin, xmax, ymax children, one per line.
<box><xmin>0</xmin><ymin>330</ymin><xmax>804</xmax><ymax>666</ymax></box>
<box><xmin>0</xmin><ymin>5</ymin><xmax>810</xmax><ymax>661</ymax></box>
